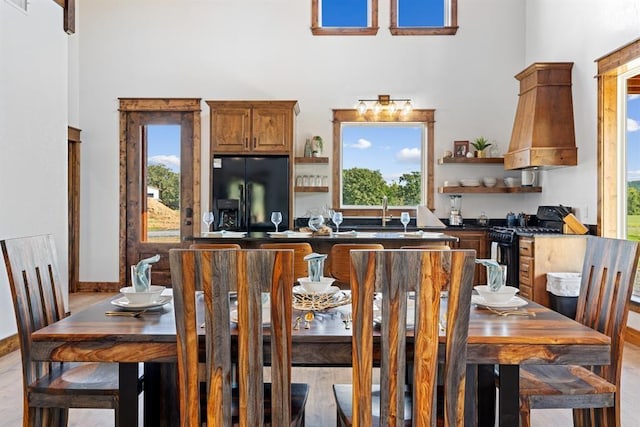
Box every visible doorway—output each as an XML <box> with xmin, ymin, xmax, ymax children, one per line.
<box><xmin>119</xmin><ymin>98</ymin><xmax>201</xmax><ymax>286</ymax></box>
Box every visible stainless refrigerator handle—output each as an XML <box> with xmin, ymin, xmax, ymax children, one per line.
<box><xmin>239</xmin><ymin>184</ymin><xmax>245</xmax><ymax>229</ymax></box>
<box><xmin>246</xmin><ymin>183</ymin><xmax>252</xmax><ymax>229</ymax></box>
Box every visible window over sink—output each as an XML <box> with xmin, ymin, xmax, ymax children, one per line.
<box><xmin>331</xmin><ymin>109</ymin><xmax>435</xmax><ymax>216</ymax></box>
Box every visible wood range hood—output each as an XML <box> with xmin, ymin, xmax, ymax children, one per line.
<box><xmin>504</xmin><ymin>62</ymin><xmax>577</xmax><ymax>170</ymax></box>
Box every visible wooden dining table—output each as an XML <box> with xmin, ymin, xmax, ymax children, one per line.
<box><xmin>30</xmin><ymin>292</ymin><xmax>611</xmax><ymax>427</ymax></box>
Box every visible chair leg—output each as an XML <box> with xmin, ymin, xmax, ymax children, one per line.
<box><xmin>519</xmin><ymin>397</ymin><xmax>531</xmax><ymax>427</ymax></box>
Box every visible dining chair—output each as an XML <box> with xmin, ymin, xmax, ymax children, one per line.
<box><xmin>328</xmin><ymin>243</ymin><xmax>384</xmax><ymax>288</ymax></box>
<box><xmin>259</xmin><ymin>242</ymin><xmax>313</xmax><ymax>280</ymax></box>
<box><xmin>188</xmin><ymin>243</ymin><xmax>241</xmax><ymax>250</ymax></box>
<box><xmin>332</xmin><ymin>248</ymin><xmax>476</xmax><ymax>426</ymax></box>
<box><xmin>400</xmin><ymin>244</ymin><xmax>451</xmax><ymax>250</ymax></box>
<box><xmin>516</xmin><ymin>236</ymin><xmax>640</xmax><ymax>427</ymax></box>
<box><xmin>169</xmin><ymin>248</ymin><xmax>309</xmax><ymax>426</ymax></box>
<box><xmin>1</xmin><ymin>234</ymin><xmax>139</xmax><ymax>427</ymax></box>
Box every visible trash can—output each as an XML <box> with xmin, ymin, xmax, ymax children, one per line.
<box><xmin>546</xmin><ymin>272</ymin><xmax>582</xmax><ymax>318</ymax></box>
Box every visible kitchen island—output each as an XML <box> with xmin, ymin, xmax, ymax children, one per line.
<box><xmin>187</xmin><ymin>230</ymin><xmax>496</xmax><ymax>284</ymax></box>
<box><xmin>189</xmin><ymin>230</ymin><xmax>458</xmax><ymax>251</ymax></box>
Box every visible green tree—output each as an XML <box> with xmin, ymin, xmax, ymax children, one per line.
<box><xmin>147</xmin><ymin>164</ymin><xmax>180</xmax><ymax>210</ymax></box>
<box><xmin>398</xmin><ymin>171</ymin><xmax>421</xmax><ymax>205</ymax></box>
<box><xmin>342</xmin><ymin>168</ymin><xmax>388</xmax><ymax>205</ymax></box>
<box><xmin>629</xmin><ymin>186</ymin><xmax>640</xmax><ymax>215</ymax></box>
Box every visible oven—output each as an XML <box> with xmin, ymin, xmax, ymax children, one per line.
<box><xmin>488</xmin><ymin>206</ymin><xmax>568</xmax><ymax>288</ymax></box>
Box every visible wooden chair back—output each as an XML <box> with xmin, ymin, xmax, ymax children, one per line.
<box><xmin>401</xmin><ymin>244</ymin><xmax>451</xmax><ymax>250</ymax></box>
<box><xmin>170</xmin><ymin>248</ymin><xmax>296</xmax><ymax>426</ymax></box>
<box><xmin>573</xmin><ymin>236</ymin><xmax>640</xmax><ymax>423</ymax></box>
<box><xmin>329</xmin><ymin>243</ymin><xmax>384</xmax><ymax>286</ymax></box>
<box><xmin>260</xmin><ymin>242</ymin><xmax>313</xmax><ymax>279</ymax></box>
<box><xmin>2</xmin><ymin>234</ymin><xmax>66</xmax><ymax>387</ymax></box>
<box><xmin>2</xmin><ymin>234</ymin><xmax>123</xmax><ymax>426</ymax></box>
<box><xmin>349</xmin><ymin>249</ymin><xmax>476</xmax><ymax>426</ymax></box>
<box><xmin>188</xmin><ymin>243</ymin><xmax>241</xmax><ymax>250</ymax></box>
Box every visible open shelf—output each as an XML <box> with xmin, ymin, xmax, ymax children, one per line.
<box><xmin>294</xmin><ymin>157</ymin><xmax>329</xmax><ymax>164</ymax></box>
<box><xmin>438</xmin><ymin>186</ymin><xmax>542</xmax><ymax>194</ymax></box>
<box><xmin>438</xmin><ymin>157</ymin><xmax>504</xmax><ymax>164</ymax></box>
<box><xmin>295</xmin><ymin>186</ymin><xmax>329</xmax><ymax>193</ymax></box>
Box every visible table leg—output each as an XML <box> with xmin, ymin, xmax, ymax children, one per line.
<box><xmin>498</xmin><ymin>364</ymin><xmax>519</xmax><ymax>426</ymax></box>
<box><xmin>119</xmin><ymin>363</ymin><xmax>139</xmax><ymax>427</ymax></box>
<box><xmin>464</xmin><ymin>364</ymin><xmax>477</xmax><ymax>427</ymax></box>
<box><xmin>144</xmin><ymin>362</ymin><xmax>180</xmax><ymax>426</ymax></box>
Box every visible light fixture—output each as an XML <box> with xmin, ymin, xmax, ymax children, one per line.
<box><xmin>355</xmin><ymin>94</ymin><xmax>413</xmax><ymax>115</ymax></box>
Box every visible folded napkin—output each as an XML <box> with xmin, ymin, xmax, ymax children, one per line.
<box><xmin>132</xmin><ymin>254</ymin><xmax>160</xmax><ymax>292</ymax></box>
<box><xmin>475</xmin><ymin>259</ymin><xmax>505</xmax><ymax>291</ymax></box>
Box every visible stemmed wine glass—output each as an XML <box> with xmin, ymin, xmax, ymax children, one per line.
<box><xmin>271</xmin><ymin>211</ymin><xmax>283</xmax><ymax>232</ymax></box>
<box><xmin>202</xmin><ymin>211</ymin><xmax>214</xmax><ymax>233</ymax></box>
<box><xmin>400</xmin><ymin>212</ymin><xmax>410</xmax><ymax>233</ymax></box>
<box><xmin>332</xmin><ymin>211</ymin><xmax>343</xmax><ymax>233</ymax></box>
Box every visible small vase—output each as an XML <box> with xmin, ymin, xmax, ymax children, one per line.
<box><xmin>476</xmin><ymin>150</ymin><xmax>487</xmax><ymax>158</ymax></box>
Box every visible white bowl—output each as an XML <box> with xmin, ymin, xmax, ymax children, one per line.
<box><xmin>503</xmin><ymin>177</ymin><xmax>521</xmax><ymax>188</ymax></box>
<box><xmin>482</xmin><ymin>177</ymin><xmax>497</xmax><ymax>187</ymax></box>
<box><xmin>474</xmin><ymin>285</ymin><xmax>519</xmax><ymax>304</ymax></box>
<box><xmin>459</xmin><ymin>179</ymin><xmax>480</xmax><ymax>187</ymax></box>
<box><xmin>297</xmin><ymin>277</ymin><xmax>336</xmax><ymax>293</ymax></box>
<box><xmin>120</xmin><ymin>285</ymin><xmax>166</xmax><ymax>305</ymax></box>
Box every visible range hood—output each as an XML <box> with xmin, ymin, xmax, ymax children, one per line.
<box><xmin>504</xmin><ymin>62</ymin><xmax>577</xmax><ymax>170</ymax></box>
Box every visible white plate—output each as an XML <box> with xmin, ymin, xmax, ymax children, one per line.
<box><xmin>203</xmin><ymin>231</ymin><xmax>246</xmax><ymax>238</ymax></box>
<box><xmin>110</xmin><ymin>295</ymin><xmax>172</xmax><ymax>311</ymax></box>
<box><xmin>373</xmin><ymin>308</ymin><xmax>415</xmax><ymax>328</ymax></box>
<box><xmin>230</xmin><ymin>309</ymin><xmax>270</xmax><ymax>326</ymax></box>
<box><xmin>293</xmin><ymin>285</ymin><xmax>340</xmax><ymax>296</ymax></box>
<box><xmin>267</xmin><ymin>231</ymin><xmax>313</xmax><ymax>238</ymax></box>
<box><xmin>471</xmin><ymin>295</ymin><xmax>528</xmax><ymax>309</ymax></box>
<box><xmin>401</xmin><ymin>231</ymin><xmax>445</xmax><ymax>238</ymax></box>
<box><xmin>459</xmin><ymin>180</ymin><xmax>481</xmax><ymax>187</ymax></box>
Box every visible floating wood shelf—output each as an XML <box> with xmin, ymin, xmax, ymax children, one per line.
<box><xmin>295</xmin><ymin>186</ymin><xmax>329</xmax><ymax>193</ymax></box>
<box><xmin>295</xmin><ymin>157</ymin><xmax>329</xmax><ymax>164</ymax></box>
<box><xmin>438</xmin><ymin>186</ymin><xmax>542</xmax><ymax>194</ymax></box>
<box><xmin>438</xmin><ymin>157</ymin><xmax>505</xmax><ymax>165</ymax></box>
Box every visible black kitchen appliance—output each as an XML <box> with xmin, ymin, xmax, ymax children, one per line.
<box><xmin>488</xmin><ymin>205</ymin><xmax>569</xmax><ymax>288</ymax></box>
<box><xmin>211</xmin><ymin>155</ymin><xmax>289</xmax><ymax>232</ymax></box>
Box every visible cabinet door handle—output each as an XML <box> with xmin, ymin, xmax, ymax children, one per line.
<box><xmin>253</xmin><ymin>137</ymin><xmax>257</xmax><ymax>149</ymax></box>
<box><xmin>244</xmin><ymin>137</ymin><xmax>249</xmax><ymax>148</ymax></box>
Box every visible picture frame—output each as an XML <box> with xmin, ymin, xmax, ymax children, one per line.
<box><xmin>454</xmin><ymin>140</ymin><xmax>469</xmax><ymax>157</ymax></box>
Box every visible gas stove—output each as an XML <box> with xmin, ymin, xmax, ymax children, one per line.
<box><xmin>489</xmin><ymin>206</ymin><xmax>569</xmax><ymax>242</ymax></box>
<box><xmin>488</xmin><ymin>226</ymin><xmax>562</xmax><ymax>243</ymax></box>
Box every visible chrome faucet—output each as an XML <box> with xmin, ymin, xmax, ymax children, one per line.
<box><xmin>381</xmin><ymin>196</ymin><xmax>389</xmax><ymax>226</ymax></box>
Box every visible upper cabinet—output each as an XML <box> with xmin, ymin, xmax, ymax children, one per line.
<box><xmin>207</xmin><ymin>100</ymin><xmax>299</xmax><ymax>154</ymax></box>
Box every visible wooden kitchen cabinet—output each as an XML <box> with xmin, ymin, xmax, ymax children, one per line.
<box><xmin>207</xmin><ymin>100</ymin><xmax>299</xmax><ymax>154</ymax></box>
<box><xmin>446</xmin><ymin>229</ymin><xmax>489</xmax><ymax>285</ymax></box>
<box><xmin>518</xmin><ymin>235</ymin><xmax>587</xmax><ymax>307</ymax></box>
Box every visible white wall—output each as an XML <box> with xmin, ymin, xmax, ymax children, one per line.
<box><xmin>0</xmin><ymin>0</ymin><xmax>69</xmax><ymax>339</ymax></box>
<box><xmin>76</xmin><ymin>0</ymin><xmax>527</xmax><ymax>283</ymax></box>
<box><xmin>525</xmin><ymin>0</ymin><xmax>640</xmax><ymax>223</ymax></box>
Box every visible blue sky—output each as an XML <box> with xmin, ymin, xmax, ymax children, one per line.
<box><xmin>147</xmin><ymin>125</ymin><xmax>181</xmax><ymax>172</ymax></box>
<box><xmin>627</xmin><ymin>94</ymin><xmax>640</xmax><ymax>181</ymax></box>
<box><xmin>342</xmin><ymin>124</ymin><xmax>422</xmax><ymax>183</ymax></box>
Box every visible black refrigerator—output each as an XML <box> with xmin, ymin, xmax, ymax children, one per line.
<box><xmin>211</xmin><ymin>155</ymin><xmax>289</xmax><ymax>232</ymax></box>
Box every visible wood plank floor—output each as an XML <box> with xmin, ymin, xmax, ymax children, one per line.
<box><xmin>1</xmin><ymin>293</ymin><xmax>640</xmax><ymax>426</ymax></box>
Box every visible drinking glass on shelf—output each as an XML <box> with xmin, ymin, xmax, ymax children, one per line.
<box><xmin>271</xmin><ymin>211</ymin><xmax>283</xmax><ymax>232</ymax></box>
<box><xmin>400</xmin><ymin>212</ymin><xmax>410</xmax><ymax>233</ymax></box>
<box><xmin>332</xmin><ymin>211</ymin><xmax>343</xmax><ymax>233</ymax></box>
<box><xmin>202</xmin><ymin>211</ymin><xmax>214</xmax><ymax>232</ymax></box>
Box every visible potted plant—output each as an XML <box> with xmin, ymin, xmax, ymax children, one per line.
<box><xmin>471</xmin><ymin>137</ymin><xmax>492</xmax><ymax>158</ymax></box>
<box><xmin>311</xmin><ymin>135</ymin><xmax>323</xmax><ymax>157</ymax></box>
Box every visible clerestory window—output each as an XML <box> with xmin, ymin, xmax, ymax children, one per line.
<box><xmin>391</xmin><ymin>0</ymin><xmax>458</xmax><ymax>35</ymax></box>
<box><xmin>312</xmin><ymin>0</ymin><xmax>457</xmax><ymax>36</ymax></box>
<box><xmin>311</xmin><ymin>0</ymin><xmax>379</xmax><ymax>36</ymax></box>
